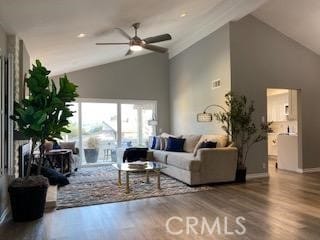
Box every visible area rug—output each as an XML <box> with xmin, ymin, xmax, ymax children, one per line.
<box><xmin>57</xmin><ymin>166</ymin><xmax>215</xmax><ymax>209</ymax></box>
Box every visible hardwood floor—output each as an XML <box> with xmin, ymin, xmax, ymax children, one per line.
<box><xmin>1</xmin><ymin>163</ymin><xmax>320</xmax><ymax>240</ymax></box>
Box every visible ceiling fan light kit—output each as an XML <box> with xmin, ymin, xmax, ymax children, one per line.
<box><xmin>96</xmin><ymin>22</ymin><xmax>172</xmax><ymax>56</ymax></box>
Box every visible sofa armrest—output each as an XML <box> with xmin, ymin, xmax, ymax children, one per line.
<box><xmin>196</xmin><ymin>147</ymin><xmax>238</xmax><ymax>182</ymax></box>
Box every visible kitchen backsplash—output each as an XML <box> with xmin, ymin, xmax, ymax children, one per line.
<box><xmin>270</xmin><ymin>121</ymin><xmax>298</xmax><ymax>134</ymax></box>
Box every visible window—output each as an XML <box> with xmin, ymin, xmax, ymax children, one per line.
<box><xmin>63</xmin><ymin>99</ymin><xmax>157</xmax><ymax>165</ymax></box>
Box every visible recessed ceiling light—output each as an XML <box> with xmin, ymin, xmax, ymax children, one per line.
<box><xmin>180</xmin><ymin>12</ymin><xmax>187</xmax><ymax>18</ymax></box>
<box><xmin>77</xmin><ymin>33</ymin><xmax>86</xmax><ymax>38</ymax></box>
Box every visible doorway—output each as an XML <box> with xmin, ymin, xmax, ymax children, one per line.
<box><xmin>266</xmin><ymin>88</ymin><xmax>302</xmax><ymax>173</ymax></box>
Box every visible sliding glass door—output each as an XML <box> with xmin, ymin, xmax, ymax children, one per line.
<box><xmin>64</xmin><ymin>99</ymin><xmax>156</xmax><ymax>166</ymax></box>
<box><xmin>81</xmin><ymin>102</ymin><xmax>117</xmax><ymax>164</ymax></box>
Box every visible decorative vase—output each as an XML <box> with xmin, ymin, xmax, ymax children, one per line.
<box><xmin>235</xmin><ymin>168</ymin><xmax>247</xmax><ymax>183</ymax></box>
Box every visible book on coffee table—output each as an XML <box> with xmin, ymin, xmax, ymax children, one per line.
<box><xmin>128</xmin><ymin>161</ymin><xmax>148</xmax><ymax>169</ymax></box>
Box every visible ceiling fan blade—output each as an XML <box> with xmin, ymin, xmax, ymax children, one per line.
<box><xmin>96</xmin><ymin>43</ymin><xmax>128</xmax><ymax>45</ymax></box>
<box><xmin>125</xmin><ymin>49</ymin><xmax>133</xmax><ymax>56</ymax></box>
<box><xmin>143</xmin><ymin>34</ymin><xmax>172</xmax><ymax>44</ymax></box>
<box><xmin>143</xmin><ymin>44</ymin><xmax>168</xmax><ymax>53</ymax></box>
<box><xmin>114</xmin><ymin>28</ymin><xmax>131</xmax><ymax>40</ymax></box>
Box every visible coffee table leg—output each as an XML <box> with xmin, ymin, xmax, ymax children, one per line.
<box><xmin>126</xmin><ymin>171</ymin><xmax>130</xmax><ymax>193</ymax></box>
<box><xmin>118</xmin><ymin>170</ymin><xmax>122</xmax><ymax>186</ymax></box>
<box><xmin>146</xmin><ymin>170</ymin><xmax>150</xmax><ymax>184</ymax></box>
<box><xmin>157</xmin><ymin>170</ymin><xmax>161</xmax><ymax>190</ymax></box>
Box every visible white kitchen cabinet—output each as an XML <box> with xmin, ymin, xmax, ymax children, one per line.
<box><xmin>277</xmin><ymin>134</ymin><xmax>299</xmax><ymax>172</ymax></box>
<box><xmin>267</xmin><ymin>93</ymin><xmax>288</xmax><ymax>122</ymax></box>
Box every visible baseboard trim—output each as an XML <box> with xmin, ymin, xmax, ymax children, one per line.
<box><xmin>297</xmin><ymin>167</ymin><xmax>320</xmax><ymax>173</ymax></box>
<box><xmin>246</xmin><ymin>172</ymin><xmax>269</xmax><ymax>180</ymax></box>
<box><xmin>0</xmin><ymin>207</ymin><xmax>10</xmax><ymax>225</ymax></box>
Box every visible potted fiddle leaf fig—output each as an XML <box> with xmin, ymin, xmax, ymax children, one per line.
<box><xmin>9</xmin><ymin>60</ymin><xmax>78</xmax><ymax>221</ymax></box>
<box><xmin>214</xmin><ymin>92</ymin><xmax>272</xmax><ymax>182</ymax></box>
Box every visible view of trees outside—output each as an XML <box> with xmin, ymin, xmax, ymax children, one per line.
<box><xmin>62</xmin><ymin>101</ymin><xmax>156</xmax><ymax>165</ymax></box>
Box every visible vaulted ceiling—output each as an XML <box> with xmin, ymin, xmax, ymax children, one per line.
<box><xmin>254</xmin><ymin>0</ymin><xmax>320</xmax><ymax>56</ymax></box>
<box><xmin>0</xmin><ymin>0</ymin><xmax>266</xmax><ymax>75</ymax></box>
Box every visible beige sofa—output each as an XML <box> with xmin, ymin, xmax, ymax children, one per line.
<box><xmin>148</xmin><ymin>134</ymin><xmax>238</xmax><ymax>186</ymax></box>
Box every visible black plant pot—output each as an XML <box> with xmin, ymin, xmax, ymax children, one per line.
<box><xmin>84</xmin><ymin>148</ymin><xmax>99</xmax><ymax>163</ymax></box>
<box><xmin>8</xmin><ymin>176</ymin><xmax>49</xmax><ymax>222</ymax></box>
<box><xmin>235</xmin><ymin>168</ymin><xmax>247</xmax><ymax>183</ymax></box>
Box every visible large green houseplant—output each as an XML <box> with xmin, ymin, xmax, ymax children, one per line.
<box><xmin>214</xmin><ymin>92</ymin><xmax>272</xmax><ymax>182</ymax></box>
<box><xmin>9</xmin><ymin>60</ymin><xmax>78</xmax><ymax>221</ymax></box>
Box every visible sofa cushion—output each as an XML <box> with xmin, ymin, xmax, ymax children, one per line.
<box><xmin>166</xmin><ymin>137</ymin><xmax>185</xmax><ymax>152</ymax></box>
<box><xmin>182</xmin><ymin>135</ymin><xmax>201</xmax><ymax>153</ymax></box>
<box><xmin>167</xmin><ymin>152</ymin><xmax>201</xmax><ymax>172</ymax></box>
<box><xmin>151</xmin><ymin>150</ymin><xmax>168</xmax><ymax>164</ymax></box>
<box><xmin>193</xmin><ymin>135</ymin><xmax>228</xmax><ymax>156</ymax></box>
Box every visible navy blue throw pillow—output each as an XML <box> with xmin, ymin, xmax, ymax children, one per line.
<box><xmin>166</xmin><ymin>137</ymin><xmax>185</xmax><ymax>152</ymax></box>
<box><xmin>53</xmin><ymin>142</ymin><xmax>61</xmax><ymax>150</ymax></box>
<box><xmin>151</xmin><ymin>136</ymin><xmax>157</xmax><ymax>149</ymax></box>
<box><xmin>199</xmin><ymin>141</ymin><xmax>217</xmax><ymax>149</ymax></box>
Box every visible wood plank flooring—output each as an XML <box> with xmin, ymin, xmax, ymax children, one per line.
<box><xmin>1</xmin><ymin>162</ymin><xmax>320</xmax><ymax>240</ymax></box>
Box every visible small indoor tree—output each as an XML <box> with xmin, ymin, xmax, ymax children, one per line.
<box><xmin>9</xmin><ymin>60</ymin><xmax>78</xmax><ymax>221</ymax></box>
<box><xmin>214</xmin><ymin>92</ymin><xmax>272</xmax><ymax>172</ymax></box>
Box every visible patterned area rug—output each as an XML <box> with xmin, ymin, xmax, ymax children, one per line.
<box><xmin>57</xmin><ymin>166</ymin><xmax>215</xmax><ymax>209</ymax></box>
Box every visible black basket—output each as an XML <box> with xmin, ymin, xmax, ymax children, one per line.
<box><xmin>8</xmin><ymin>185</ymin><xmax>48</xmax><ymax>222</ymax></box>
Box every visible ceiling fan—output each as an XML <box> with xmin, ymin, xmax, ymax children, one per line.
<box><xmin>96</xmin><ymin>23</ymin><xmax>172</xmax><ymax>56</ymax></box>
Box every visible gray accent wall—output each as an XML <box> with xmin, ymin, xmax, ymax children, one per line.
<box><xmin>169</xmin><ymin>24</ymin><xmax>231</xmax><ymax>135</ymax></box>
<box><xmin>53</xmin><ymin>53</ymin><xmax>170</xmax><ymax>133</ymax></box>
<box><xmin>230</xmin><ymin>15</ymin><xmax>320</xmax><ymax>173</ymax></box>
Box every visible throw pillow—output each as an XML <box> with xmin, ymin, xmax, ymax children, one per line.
<box><xmin>149</xmin><ymin>136</ymin><xmax>155</xmax><ymax>149</ymax></box>
<box><xmin>182</xmin><ymin>135</ymin><xmax>201</xmax><ymax>153</ymax></box>
<box><xmin>166</xmin><ymin>137</ymin><xmax>185</xmax><ymax>152</ymax></box>
<box><xmin>41</xmin><ymin>167</ymin><xmax>69</xmax><ymax>186</ymax></box>
<box><xmin>60</xmin><ymin>141</ymin><xmax>76</xmax><ymax>154</ymax></box>
<box><xmin>53</xmin><ymin>142</ymin><xmax>61</xmax><ymax>150</ymax></box>
<box><xmin>150</xmin><ymin>136</ymin><xmax>156</xmax><ymax>149</ymax></box>
<box><xmin>199</xmin><ymin>141</ymin><xmax>217</xmax><ymax>149</ymax></box>
<box><xmin>193</xmin><ymin>135</ymin><xmax>229</xmax><ymax>156</ymax></box>
<box><xmin>159</xmin><ymin>137</ymin><xmax>166</xmax><ymax>150</ymax></box>
<box><xmin>154</xmin><ymin>137</ymin><xmax>161</xmax><ymax>150</ymax></box>
<box><xmin>30</xmin><ymin>165</ymin><xmax>69</xmax><ymax>187</ymax></box>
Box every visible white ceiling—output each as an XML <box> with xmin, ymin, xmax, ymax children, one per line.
<box><xmin>0</xmin><ymin>0</ymin><xmax>266</xmax><ymax>76</ymax></box>
<box><xmin>254</xmin><ymin>0</ymin><xmax>320</xmax><ymax>56</ymax></box>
